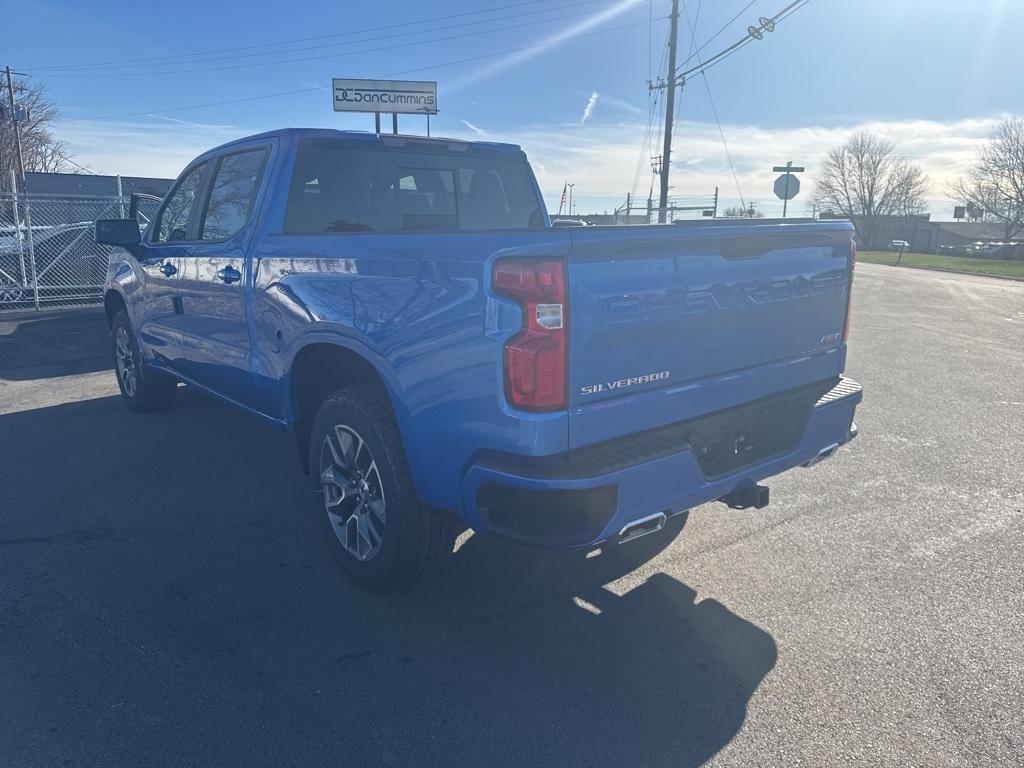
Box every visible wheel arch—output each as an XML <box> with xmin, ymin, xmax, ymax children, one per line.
<box><xmin>288</xmin><ymin>341</ymin><xmax>403</xmax><ymax>475</ymax></box>
<box><xmin>103</xmin><ymin>288</ymin><xmax>127</xmax><ymax>328</ymax></box>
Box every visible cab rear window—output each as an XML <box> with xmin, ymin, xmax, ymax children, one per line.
<box><xmin>283</xmin><ymin>140</ymin><xmax>542</xmax><ymax>233</ymax></box>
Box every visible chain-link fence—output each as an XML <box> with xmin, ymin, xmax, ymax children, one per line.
<box><xmin>611</xmin><ymin>190</ymin><xmax>720</xmax><ymax>225</ymax></box>
<box><xmin>0</xmin><ymin>193</ymin><xmax>159</xmax><ymax>313</ymax></box>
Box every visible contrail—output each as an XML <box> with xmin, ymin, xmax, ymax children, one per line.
<box><xmin>460</xmin><ymin>119</ymin><xmax>490</xmax><ymax>137</ymax></box>
<box><xmin>580</xmin><ymin>92</ymin><xmax>599</xmax><ymax>124</ymax></box>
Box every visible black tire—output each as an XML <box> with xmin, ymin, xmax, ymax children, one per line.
<box><xmin>310</xmin><ymin>383</ymin><xmax>453</xmax><ymax>590</ymax></box>
<box><xmin>111</xmin><ymin>310</ymin><xmax>177</xmax><ymax>412</ymax></box>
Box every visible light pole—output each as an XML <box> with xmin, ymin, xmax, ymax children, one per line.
<box><xmin>567</xmin><ymin>183</ymin><xmax>575</xmax><ymax>216</ymax></box>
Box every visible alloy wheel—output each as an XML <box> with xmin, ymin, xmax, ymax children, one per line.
<box><xmin>115</xmin><ymin>326</ymin><xmax>138</xmax><ymax>397</ymax></box>
<box><xmin>319</xmin><ymin>424</ymin><xmax>387</xmax><ymax>561</ymax></box>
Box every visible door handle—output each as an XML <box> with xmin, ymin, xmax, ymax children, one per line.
<box><xmin>159</xmin><ymin>262</ymin><xmax>177</xmax><ymax>276</ymax></box>
<box><xmin>216</xmin><ymin>266</ymin><xmax>241</xmax><ymax>284</ymax></box>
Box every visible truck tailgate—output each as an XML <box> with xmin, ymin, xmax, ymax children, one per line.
<box><xmin>566</xmin><ymin>221</ymin><xmax>854</xmax><ymax>450</ymax></box>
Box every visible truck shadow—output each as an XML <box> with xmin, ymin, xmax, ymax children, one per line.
<box><xmin>0</xmin><ymin>389</ymin><xmax>777</xmax><ymax>767</ymax></box>
<box><xmin>0</xmin><ymin>307</ymin><xmax>111</xmax><ymax>381</ymax></box>
<box><xmin>411</xmin><ymin>537</ymin><xmax>779</xmax><ymax>766</ymax></box>
<box><xmin>366</xmin><ymin>520</ymin><xmax>781</xmax><ymax>765</ymax></box>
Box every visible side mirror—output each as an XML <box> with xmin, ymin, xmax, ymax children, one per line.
<box><xmin>95</xmin><ymin>218</ymin><xmax>141</xmax><ymax>248</ymax></box>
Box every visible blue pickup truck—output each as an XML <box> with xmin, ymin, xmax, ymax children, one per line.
<box><xmin>96</xmin><ymin>128</ymin><xmax>861</xmax><ymax>589</ymax></box>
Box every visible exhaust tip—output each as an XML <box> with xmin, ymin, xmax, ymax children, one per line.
<box><xmin>618</xmin><ymin>512</ymin><xmax>667</xmax><ymax>544</ymax></box>
<box><xmin>802</xmin><ymin>442</ymin><xmax>841</xmax><ymax>468</ymax></box>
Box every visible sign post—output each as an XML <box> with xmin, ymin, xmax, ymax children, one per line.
<box><xmin>772</xmin><ymin>161</ymin><xmax>805</xmax><ymax>218</ymax></box>
<box><xmin>332</xmin><ymin>79</ymin><xmax>438</xmax><ymax>135</ymax></box>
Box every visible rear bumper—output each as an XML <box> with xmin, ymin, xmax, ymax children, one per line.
<box><xmin>462</xmin><ymin>377</ymin><xmax>862</xmax><ymax>548</ymax></box>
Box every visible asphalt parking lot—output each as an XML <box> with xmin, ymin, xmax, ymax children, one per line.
<box><xmin>1</xmin><ymin>262</ymin><xmax>1022</xmax><ymax>767</ymax></box>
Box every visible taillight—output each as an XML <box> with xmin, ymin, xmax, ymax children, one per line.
<box><xmin>844</xmin><ymin>239</ymin><xmax>856</xmax><ymax>342</ymax></box>
<box><xmin>493</xmin><ymin>259</ymin><xmax>567</xmax><ymax>411</ymax></box>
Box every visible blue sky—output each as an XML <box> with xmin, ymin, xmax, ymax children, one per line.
<box><xmin>8</xmin><ymin>0</ymin><xmax>1024</xmax><ymax>217</ymax></box>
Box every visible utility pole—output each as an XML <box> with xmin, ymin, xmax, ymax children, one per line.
<box><xmin>4</xmin><ymin>66</ymin><xmax>27</xmax><ymax>193</ymax></box>
<box><xmin>4</xmin><ymin>66</ymin><xmax>38</xmax><ymax>309</ymax></box>
<box><xmin>657</xmin><ymin>0</ymin><xmax>680</xmax><ymax>223</ymax></box>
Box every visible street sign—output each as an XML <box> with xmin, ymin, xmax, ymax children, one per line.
<box><xmin>332</xmin><ymin>79</ymin><xmax>437</xmax><ymax>115</ymax></box>
<box><xmin>772</xmin><ymin>161</ymin><xmax>803</xmax><ymax>217</ymax></box>
<box><xmin>774</xmin><ymin>173</ymin><xmax>800</xmax><ymax>200</ymax></box>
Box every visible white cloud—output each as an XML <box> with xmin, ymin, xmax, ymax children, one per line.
<box><xmin>58</xmin><ymin>112</ymin><xmax>1002</xmax><ymax>220</ymax></box>
<box><xmin>56</xmin><ymin>118</ymin><xmax>249</xmax><ymax>177</ymax></box>
<box><xmin>580</xmin><ymin>92</ymin><xmax>600</xmax><ymax>125</ymax></box>
<box><xmin>447</xmin><ymin>115</ymin><xmax>1003</xmax><ymax>218</ymax></box>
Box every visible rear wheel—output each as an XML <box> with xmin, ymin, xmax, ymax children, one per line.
<box><xmin>111</xmin><ymin>310</ymin><xmax>177</xmax><ymax>412</ymax></box>
<box><xmin>310</xmin><ymin>383</ymin><xmax>453</xmax><ymax>590</ymax></box>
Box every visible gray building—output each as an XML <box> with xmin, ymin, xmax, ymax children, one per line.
<box><xmin>817</xmin><ymin>212</ymin><xmax>1022</xmax><ymax>255</ymax></box>
<box><xmin>24</xmin><ymin>172</ymin><xmax>173</xmax><ymax>198</ymax></box>
<box><xmin>906</xmin><ymin>220</ymin><xmax>1022</xmax><ymax>255</ymax></box>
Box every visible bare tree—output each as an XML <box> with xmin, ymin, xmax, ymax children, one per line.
<box><xmin>949</xmin><ymin>117</ymin><xmax>1024</xmax><ymax>240</ymax></box>
<box><xmin>1</xmin><ymin>77</ymin><xmax>76</xmax><ymax>190</ymax></box>
<box><xmin>813</xmin><ymin>132</ymin><xmax>929</xmax><ymax>249</ymax></box>
<box><xmin>721</xmin><ymin>203</ymin><xmax>765</xmax><ymax>218</ymax></box>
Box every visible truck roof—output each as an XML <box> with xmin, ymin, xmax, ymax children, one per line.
<box><xmin>205</xmin><ymin>128</ymin><xmax>522</xmax><ymax>155</ymax></box>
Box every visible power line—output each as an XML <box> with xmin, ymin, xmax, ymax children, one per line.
<box><xmin>35</xmin><ymin>0</ymin><xmax>614</xmax><ymax>76</ymax></box>
<box><xmin>631</xmin><ymin>26</ymin><xmax>670</xmax><ymax>201</ymax></box>
<box><xmin>672</xmin><ymin>0</ymin><xmax>701</xmax><ymax>148</ymax></box>
<box><xmin>676</xmin><ymin>0</ymin><xmax>810</xmax><ymax>81</ymax></box>
<box><xmin>647</xmin><ymin>0</ymin><xmax>652</xmax><ymax>82</ymax></box>
<box><xmin>40</xmin><ymin>3</ymin><xmax>638</xmax><ymax>79</ymax></box>
<box><xmin>680</xmin><ymin>1</ymin><xmax>744</xmax><ymax>210</ymax></box>
<box><xmin>26</xmin><ymin>0</ymin><xmax>562</xmax><ymax>71</ymax></box>
<box><xmin>53</xmin><ymin>149</ymin><xmax>99</xmax><ymax>175</ymax></box>
<box><xmin>64</xmin><ymin>86</ymin><xmax>328</xmax><ymax>123</ymax></box>
<box><xmin>643</xmin><ymin>0</ymin><xmax>808</xmax><ymax>217</ymax></box>
<box><xmin>677</xmin><ymin>0</ymin><xmax>756</xmax><ymax>70</ymax></box>
<box><xmin>630</xmin><ymin>85</ymin><xmax>659</xmax><ymax>200</ymax></box>
<box><xmin>683</xmin><ymin>0</ymin><xmax>703</xmax><ymax>63</ymax></box>
<box><xmin>62</xmin><ymin>17</ymin><xmax>660</xmax><ymax>122</ymax></box>
<box><xmin>701</xmin><ymin>71</ymin><xmax>745</xmax><ymax>211</ymax></box>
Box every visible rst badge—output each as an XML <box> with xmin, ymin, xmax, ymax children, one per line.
<box><xmin>580</xmin><ymin>370</ymin><xmax>670</xmax><ymax>396</ymax></box>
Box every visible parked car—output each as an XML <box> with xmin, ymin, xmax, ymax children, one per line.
<box><xmin>96</xmin><ymin>129</ymin><xmax>862</xmax><ymax>590</ymax></box>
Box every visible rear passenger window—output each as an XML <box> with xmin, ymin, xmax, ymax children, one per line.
<box><xmin>200</xmin><ymin>148</ymin><xmax>267</xmax><ymax>241</ymax></box>
<box><xmin>283</xmin><ymin>139</ymin><xmax>542</xmax><ymax>234</ymax></box>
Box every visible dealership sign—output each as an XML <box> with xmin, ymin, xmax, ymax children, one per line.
<box><xmin>332</xmin><ymin>79</ymin><xmax>438</xmax><ymax>115</ymax></box>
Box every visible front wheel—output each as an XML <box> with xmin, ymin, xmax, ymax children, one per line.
<box><xmin>111</xmin><ymin>310</ymin><xmax>177</xmax><ymax>412</ymax></box>
<box><xmin>310</xmin><ymin>383</ymin><xmax>454</xmax><ymax>590</ymax></box>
